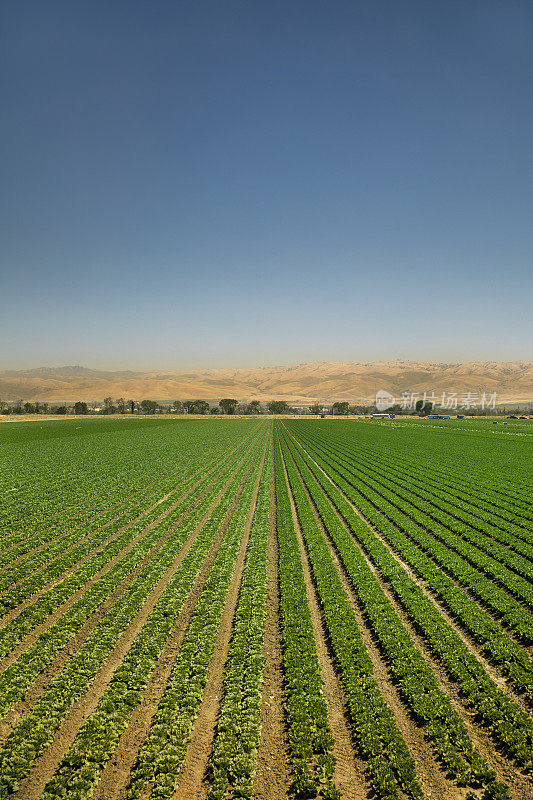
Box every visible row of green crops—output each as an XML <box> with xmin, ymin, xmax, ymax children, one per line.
<box><xmin>126</xmin><ymin>438</ymin><xmax>271</xmax><ymax>800</ymax></box>
<box><xmin>298</xmin><ymin>428</ymin><xmax>533</xmax><ymax>602</ymax></box>
<box><xmin>0</xmin><ymin>427</ymin><xmax>263</xmax><ymax>667</ymax></box>
<box><xmin>274</xmin><ymin>436</ymin><xmax>339</xmax><ymax>799</ymax></box>
<box><xmin>321</xmin><ymin>419</ymin><xmax>533</xmax><ymax>522</ymax></box>
<box><xmin>0</xmin><ymin>431</ymin><xmax>245</xmax><ymax>574</ymax></box>
<box><xmin>0</xmin><ymin>422</ymin><xmax>260</xmax><ymax>574</ymax></box>
<box><xmin>0</xmin><ymin>427</ymin><xmax>257</xmax><ymax>615</ymax></box>
<box><xmin>206</xmin><ymin>441</ymin><xmax>272</xmax><ymax>800</ymax></box>
<box><xmin>301</xmin><ymin>426</ymin><xmax>533</xmax><ymax>564</ymax></box>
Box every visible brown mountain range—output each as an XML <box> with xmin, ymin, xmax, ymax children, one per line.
<box><xmin>1</xmin><ymin>361</ymin><xmax>532</xmax><ymax>405</ymax></box>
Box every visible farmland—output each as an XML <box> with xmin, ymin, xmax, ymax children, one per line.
<box><xmin>0</xmin><ymin>417</ymin><xmax>531</xmax><ymax>800</ymax></box>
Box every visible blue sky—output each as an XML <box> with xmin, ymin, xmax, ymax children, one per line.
<box><xmin>1</xmin><ymin>0</ymin><xmax>532</xmax><ymax>370</ymax></box>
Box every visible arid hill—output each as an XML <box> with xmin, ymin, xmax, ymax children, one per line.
<box><xmin>1</xmin><ymin>361</ymin><xmax>532</xmax><ymax>405</ymax></box>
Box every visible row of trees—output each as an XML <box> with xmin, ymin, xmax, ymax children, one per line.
<box><xmin>2</xmin><ymin>398</ymin><xmax>529</xmax><ymax>417</ymax></box>
<box><xmin>0</xmin><ymin>398</ymin><xmax>295</xmax><ymax>416</ymax></box>
<box><xmin>171</xmin><ymin>399</ymin><xmax>293</xmax><ymax>415</ymax></box>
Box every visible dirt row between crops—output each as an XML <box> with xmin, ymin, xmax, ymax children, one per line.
<box><xmin>289</xmin><ymin>427</ymin><xmax>533</xmax><ymax>656</ymax></box>
<box><xmin>253</xmin><ymin>443</ymin><xmax>291</xmax><ymax>800</ymax></box>
<box><xmin>285</xmin><ymin>432</ymin><xmax>533</xmax><ymax>800</ymax></box>
<box><xmin>10</xmin><ymin>435</ymin><xmax>267</xmax><ymax>800</ymax></box>
<box><xmin>0</xmin><ymin>434</ymin><xmax>263</xmax><ymax>749</ymax></box>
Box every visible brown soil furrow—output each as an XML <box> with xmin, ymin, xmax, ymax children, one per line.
<box><xmin>253</xmin><ymin>448</ymin><xmax>292</xmax><ymax>800</ymax></box>
<box><xmin>9</xmin><ymin>436</ymin><xmax>265</xmax><ymax>800</ymax></box>
<box><xmin>171</xmin><ymin>443</ymin><xmax>267</xmax><ymax>800</ymax></box>
<box><xmin>280</xmin><ymin>449</ymin><xmax>368</xmax><ymax>800</ymax></box>
<box><xmin>287</xmin><ymin>434</ymin><xmax>533</xmax><ymax>799</ymax></box>
<box><xmin>0</xmin><ymin>442</ymin><xmax>251</xmax><ymax>640</ymax></box>
<box><xmin>291</xmin><ymin>431</ymin><xmax>533</xmax><ymax>670</ymax></box>
<box><xmin>0</xmin><ymin>438</ymin><xmax>261</xmax><ymax>747</ymax></box>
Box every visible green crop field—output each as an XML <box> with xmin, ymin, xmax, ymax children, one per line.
<box><xmin>0</xmin><ymin>417</ymin><xmax>531</xmax><ymax>800</ymax></box>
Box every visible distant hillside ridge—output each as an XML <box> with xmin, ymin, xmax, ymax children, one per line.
<box><xmin>1</xmin><ymin>361</ymin><xmax>532</xmax><ymax>405</ymax></box>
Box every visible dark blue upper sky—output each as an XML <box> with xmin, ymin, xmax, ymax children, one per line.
<box><xmin>2</xmin><ymin>0</ymin><xmax>532</xmax><ymax>369</ymax></box>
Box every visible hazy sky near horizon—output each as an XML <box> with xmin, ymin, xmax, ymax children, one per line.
<box><xmin>1</xmin><ymin>0</ymin><xmax>532</xmax><ymax>370</ymax></box>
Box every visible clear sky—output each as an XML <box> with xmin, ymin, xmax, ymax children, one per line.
<box><xmin>1</xmin><ymin>0</ymin><xmax>532</xmax><ymax>370</ymax></box>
